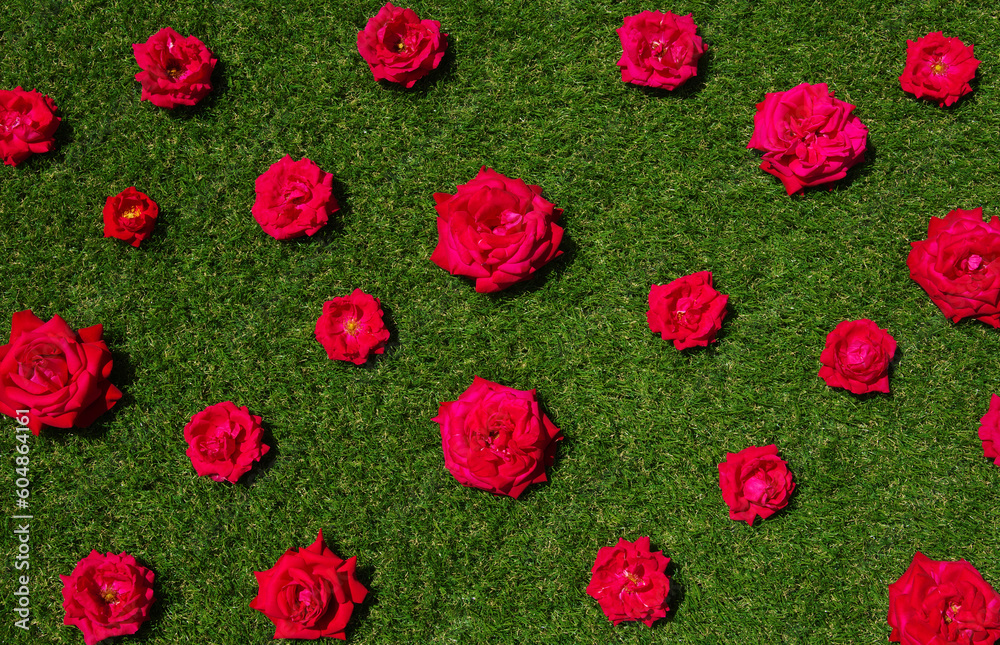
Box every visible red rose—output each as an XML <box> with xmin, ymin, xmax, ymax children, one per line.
<box><xmin>647</xmin><ymin>271</ymin><xmax>728</xmax><ymax>350</ymax></box>
<box><xmin>432</xmin><ymin>376</ymin><xmax>562</xmax><ymax>499</ymax></box>
<box><xmin>184</xmin><ymin>401</ymin><xmax>270</xmax><ymax>483</ymax></box>
<box><xmin>746</xmin><ymin>82</ymin><xmax>868</xmax><ymax>195</ymax></box>
<box><xmin>717</xmin><ymin>444</ymin><xmax>795</xmax><ymax>525</ymax></box>
<box><xmin>907</xmin><ymin>207</ymin><xmax>1000</xmax><ymax>327</ymax></box>
<box><xmin>0</xmin><ymin>310</ymin><xmax>122</xmax><ymax>436</ymax></box>
<box><xmin>253</xmin><ymin>155</ymin><xmax>337</xmax><ymax>240</ymax></box>
<box><xmin>315</xmin><ymin>289</ymin><xmax>391</xmax><ymax>364</ymax></box>
<box><xmin>60</xmin><ymin>551</ymin><xmax>155</xmax><ymax>645</ymax></box>
<box><xmin>0</xmin><ymin>86</ymin><xmax>60</xmax><ymax>166</ymax></box>
<box><xmin>357</xmin><ymin>3</ymin><xmax>447</xmax><ymax>88</ymax></box>
<box><xmin>132</xmin><ymin>27</ymin><xmax>216</xmax><ymax>108</ymax></box>
<box><xmin>586</xmin><ymin>536</ymin><xmax>671</xmax><ymax>627</ymax></box>
<box><xmin>102</xmin><ymin>187</ymin><xmax>158</xmax><ymax>247</ymax></box>
<box><xmin>817</xmin><ymin>319</ymin><xmax>896</xmax><ymax>394</ymax></box>
<box><xmin>250</xmin><ymin>530</ymin><xmax>368</xmax><ymax>640</ymax></box>
<box><xmin>616</xmin><ymin>11</ymin><xmax>706</xmax><ymax>90</ymax></box>
<box><xmin>430</xmin><ymin>167</ymin><xmax>564</xmax><ymax>293</ymax></box>
<box><xmin>978</xmin><ymin>394</ymin><xmax>1000</xmax><ymax>467</ymax></box>
<box><xmin>900</xmin><ymin>32</ymin><xmax>980</xmax><ymax>108</ymax></box>
<box><xmin>888</xmin><ymin>552</ymin><xmax>1000</xmax><ymax>645</ymax></box>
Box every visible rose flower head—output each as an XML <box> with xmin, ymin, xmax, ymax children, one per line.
<box><xmin>430</xmin><ymin>167</ymin><xmax>564</xmax><ymax>293</ymax></box>
<box><xmin>718</xmin><ymin>444</ymin><xmax>795</xmax><ymax>525</ymax></box>
<box><xmin>60</xmin><ymin>551</ymin><xmax>155</xmax><ymax>645</ymax></box>
<box><xmin>253</xmin><ymin>155</ymin><xmax>337</xmax><ymax>240</ymax></box>
<box><xmin>433</xmin><ymin>376</ymin><xmax>562</xmax><ymax>499</ymax></box>
<box><xmin>184</xmin><ymin>401</ymin><xmax>270</xmax><ymax>483</ymax></box>
<box><xmin>648</xmin><ymin>271</ymin><xmax>728</xmax><ymax>350</ymax></box>
<box><xmin>907</xmin><ymin>207</ymin><xmax>1000</xmax><ymax>328</ymax></box>
<box><xmin>133</xmin><ymin>27</ymin><xmax>216</xmax><ymax>108</ymax></box>
<box><xmin>250</xmin><ymin>530</ymin><xmax>368</xmax><ymax>640</ymax></box>
<box><xmin>900</xmin><ymin>32</ymin><xmax>980</xmax><ymax>107</ymax></box>
<box><xmin>357</xmin><ymin>3</ymin><xmax>448</xmax><ymax>88</ymax></box>
<box><xmin>746</xmin><ymin>82</ymin><xmax>868</xmax><ymax>195</ymax></box>
<box><xmin>0</xmin><ymin>310</ymin><xmax>122</xmax><ymax>435</ymax></box>
<box><xmin>103</xmin><ymin>187</ymin><xmax>158</xmax><ymax>247</ymax></box>
<box><xmin>616</xmin><ymin>10</ymin><xmax>706</xmax><ymax>91</ymax></box>
<box><xmin>979</xmin><ymin>394</ymin><xmax>1000</xmax><ymax>467</ymax></box>
<box><xmin>0</xmin><ymin>86</ymin><xmax>60</xmax><ymax>166</ymax></box>
<box><xmin>818</xmin><ymin>319</ymin><xmax>896</xmax><ymax>395</ymax></box>
<box><xmin>888</xmin><ymin>552</ymin><xmax>1000</xmax><ymax>645</ymax></box>
<box><xmin>586</xmin><ymin>536</ymin><xmax>671</xmax><ymax>627</ymax></box>
<box><xmin>315</xmin><ymin>289</ymin><xmax>391</xmax><ymax>365</ymax></box>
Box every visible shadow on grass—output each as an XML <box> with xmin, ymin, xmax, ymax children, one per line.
<box><xmin>239</xmin><ymin>419</ymin><xmax>279</xmax><ymax>487</ymax></box>
<box><xmin>344</xmin><ymin>563</ymin><xmax>378</xmax><ymax>641</ymax></box>
<box><xmin>133</xmin><ymin>553</ymin><xmax>166</xmax><ymax>642</ymax></box>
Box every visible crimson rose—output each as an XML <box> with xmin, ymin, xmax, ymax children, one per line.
<box><xmin>103</xmin><ymin>187</ymin><xmax>158</xmax><ymax>247</ymax></box>
<box><xmin>818</xmin><ymin>319</ymin><xmax>896</xmax><ymax>394</ymax></box>
<box><xmin>888</xmin><ymin>552</ymin><xmax>1000</xmax><ymax>645</ymax></box>
<box><xmin>184</xmin><ymin>401</ymin><xmax>269</xmax><ymax>483</ymax></box>
<box><xmin>907</xmin><ymin>207</ymin><xmax>1000</xmax><ymax>327</ymax></box>
<box><xmin>133</xmin><ymin>27</ymin><xmax>216</xmax><ymax>108</ymax></box>
<box><xmin>746</xmin><ymin>82</ymin><xmax>868</xmax><ymax>195</ymax></box>
<box><xmin>0</xmin><ymin>86</ymin><xmax>60</xmax><ymax>166</ymax></box>
<box><xmin>0</xmin><ymin>310</ymin><xmax>122</xmax><ymax>435</ymax></box>
<box><xmin>250</xmin><ymin>530</ymin><xmax>368</xmax><ymax>640</ymax></box>
<box><xmin>979</xmin><ymin>394</ymin><xmax>1000</xmax><ymax>467</ymax></box>
<box><xmin>357</xmin><ymin>3</ymin><xmax>447</xmax><ymax>88</ymax></box>
<box><xmin>648</xmin><ymin>271</ymin><xmax>728</xmax><ymax>350</ymax></box>
<box><xmin>430</xmin><ymin>167</ymin><xmax>564</xmax><ymax>293</ymax></box>
<box><xmin>900</xmin><ymin>32</ymin><xmax>980</xmax><ymax>107</ymax></box>
<box><xmin>60</xmin><ymin>551</ymin><xmax>155</xmax><ymax>645</ymax></box>
<box><xmin>315</xmin><ymin>289</ymin><xmax>390</xmax><ymax>364</ymax></box>
<box><xmin>253</xmin><ymin>155</ymin><xmax>337</xmax><ymax>240</ymax></box>
<box><xmin>718</xmin><ymin>444</ymin><xmax>795</xmax><ymax>525</ymax></box>
<box><xmin>433</xmin><ymin>376</ymin><xmax>562</xmax><ymax>499</ymax></box>
<box><xmin>616</xmin><ymin>10</ymin><xmax>706</xmax><ymax>90</ymax></box>
<box><xmin>586</xmin><ymin>536</ymin><xmax>671</xmax><ymax>627</ymax></box>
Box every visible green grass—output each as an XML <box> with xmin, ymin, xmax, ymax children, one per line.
<box><xmin>3</xmin><ymin>0</ymin><xmax>1000</xmax><ymax>642</ymax></box>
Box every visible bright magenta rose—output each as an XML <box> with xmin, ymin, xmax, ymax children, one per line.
<box><xmin>907</xmin><ymin>207</ymin><xmax>1000</xmax><ymax>327</ymax></box>
<box><xmin>818</xmin><ymin>319</ymin><xmax>896</xmax><ymax>395</ymax></box>
<box><xmin>315</xmin><ymin>289</ymin><xmax>390</xmax><ymax>364</ymax></box>
<box><xmin>0</xmin><ymin>310</ymin><xmax>122</xmax><ymax>435</ymax></box>
<box><xmin>357</xmin><ymin>3</ymin><xmax>447</xmax><ymax>88</ymax></box>
<box><xmin>433</xmin><ymin>376</ymin><xmax>563</xmax><ymax>499</ymax></box>
<box><xmin>430</xmin><ymin>167</ymin><xmax>564</xmax><ymax>293</ymax></box>
<box><xmin>184</xmin><ymin>401</ymin><xmax>270</xmax><ymax>483</ymax></box>
<box><xmin>718</xmin><ymin>444</ymin><xmax>795</xmax><ymax>525</ymax></box>
<box><xmin>250</xmin><ymin>530</ymin><xmax>368</xmax><ymax>640</ymax></box>
<box><xmin>103</xmin><ymin>187</ymin><xmax>158</xmax><ymax>247</ymax></box>
<box><xmin>253</xmin><ymin>155</ymin><xmax>337</xmax><ymax>240</ymax></box>
<box><xmin>0</xmin><ymin>86</ymin><xmax>59</xmax><ymax>166</ymax></box>
<box><xmin>616</xmin><ymin>10</ymin><xmax>706</xmax><ymax>90</ymax></box>
<box><xmin>979</xmin><ymin>394</ymin><xmax>1000</xmax><ymax>467</ymax></box>
<box><xmin>133</xmin><ymin>27</ymin><xmax>216</xmax><ymax>108</ymax></box>
<box><xmin>888</xmin><ymin>552</ymin><xmax>1000</xmax><ymax>645</ymax></box>
<box><xmin>900</xmin><ymin>32</ymin><xmax>980</xmax><ymax>107</ymax></box>
<box><xmin>746</xmin><ymin>82</ymin><xmax>868</xmax><ymax>195</ymax></box>
<box><xmin>586</xmin><ymin>536</ymin><xmax>671</xmax><ymax>627</ymax></box>
<box><xmin>60</xmin><ymin>551</ymin><xmax>155</xmax><ymax>645</ymax></box>
<box><xmin>647</xmin><ymin>271</ymin><xmax>728</xmax><ymax>350</ymax></box>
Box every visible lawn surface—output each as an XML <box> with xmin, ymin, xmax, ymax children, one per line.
<box><xmin>3</xmin><ymin>0</ymin><xmax>1000</xmax><ymax>643</ymax></box>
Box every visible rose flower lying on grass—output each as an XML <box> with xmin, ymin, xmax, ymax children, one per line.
<box><xmin>818</xmin><ymin>319</ymin><xmax>896</xmax><ymax>395</ymax></box>
<box><xmin>252</xmin><ymin>155</ymin><xmax>338</xmax><ymax>240</ymax></box>
<box><xmin>899</xmin><ymin>31</ymin><xmax>980</xmax><ymax>107</ymax></box>
<box><xmin>647</xmin><ymin>271</ymin><xmax>728</xmax><ymax>350</ymax></box>
<box><xmin>718</xmin><ymin>444</ymin><xmax>795</xmax><ymax>525</ymax></box>
<box><xmin>103</xmin><ymin>187</ymin><xmax>158</xmax><ymax>247</ymax></box>
<box><xmin>133</xmin><ymin>27</ymin><xmax>216</xmax><ymax>108</ymax></box>
<box><xmin>0</xmin><ymin>86</ymin><xmax>60</xmax><ymax>166</ymax></box>
<box><xmin>184</xmin><ymin>401</ymin><xmax>270</xmax><ymax>484</ymax></box>
<box><xmin>357</xmin><ymin>2</ymin><xmax>447</xmax><ymax>88</ymax></box>
<box><xmin>586</xmin><ymin>536</ymin><xmax>672</xmax><ymax>627</ymax></box>
<box><xmin>616</xmin><ymin>10</ymin><xmax>706</xmax><ymax>91</ymax></box>
<box><xmin>315</xmin><ymin>289</ymin><xmax>391</xmax><ymax>365</ymax></box>
<box><xmin>60</xmin><ymin>551</ymin><xmax>155</xmax><ymax>645</ymax></box>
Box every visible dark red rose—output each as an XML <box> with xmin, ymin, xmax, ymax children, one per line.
<box><xmin>315</xmin><ymin>289</ymin><xmax>390</xmax><ymax>364</ymax></box>
<box><xmin>647</xmin><ymin>271</ymin><xmax>728</xmax><ymax>350</ymax></box>
<box><xmin>184</xmin><ymin>401</ymin><xmax>270</xmax><ymax>483</ymax></box>
<box><xmin>900</xmin><ymin>32</ymin><xmax>980</xmax><ymax>107</ymax></box>
<box><xmin>817</xmin><ymin>319</ymin><xmax>896</xmax><ymax>394</ymax></box>
<box><xmin>0</xmin><ymin>86</ymin><xmax>59</xmax><ymax>166</ymax></box>
<box><xmin>60</xmin><ymin>551</ymin><xmax>155</xmax><ymax>645</ymax></box>
<box><xmin>133</xmin><ymin>27</ymin><xmax>216</xmax><ymax>108</ymax></box>
<box><xmin>616</xmin><ymin>10</ymin><xmax>706</xmax><ymax>90</ymax></box>
<box><xmin>102</xmin><ymin>187</ymin><xmax>158</xmax><ymax>247</ymax></box>
<box><xmin>978</xmin><ymin>394</ymin><xmax>1000</xmax><ymax>467</ymax></box>
<box><xmin>586</xmin><ymin>536</ymin><xmax>671</xmax><ymax>627</ymax></box>
<box><xmin>357</xmin><ymin>3</ymin><xmax>447</xmax><ymax>88</ymax></box>
<box><xmin>718</xmin><ymin>444</ymin><xmax>795</xmax><ymax>525</ymax></box>
<box><xmin>253</xmin><ymin>155</ymin><xmax>337</xmax><ymax>240</ymax></box>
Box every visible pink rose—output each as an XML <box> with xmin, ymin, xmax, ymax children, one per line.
<box><xmin>717</xmin><ymin>444</ymin><xmax>795</xmax><ymax>525</ymax></box>
<box><xmin>746</xmin><ymin>82</ymin><xmax>868</xmax><ymax>195</ymax></box>
<box><xmin>586</xmin><ymin>536</ymin><xmax>671</xmax><ymax>627</ymax></box>
<box><xmin>133</xmin><ymin>27</ymin><xmax>216</xmax><ymax>108</ymax></box>
<box><xmin>0</xmin><ymin>310</ymin><xmax>122</xmax><ymax>435</ymax></box>
<box><xmin>616</xmin><ymin>10</ymin><xmax>706</xmax><ymax>90</ymax></box>
<box><xmin>888</xmin><ymin>552</ymin><xmax>1000</xmax><ymax>645</ymax></box>
<box><xmin>433</xmin><ymin>376</ymin><xmax>563</xmax><ymax>499</ymax></box>
<box><xmin>103</xmin><ymin>187</ymin><xmax>158</xmax><ymax>247</ymax></box>
<box><xmin>430</xmin><ymin>167</ymin><xmax>564</xmax><ymax>293</ymax></box>
<box><xmin>978</xmin><ymin>394</ymin><xmax>1000</xmax><ymax>467</ymax></box>
<box><xmin>647</xmin><ymin>271</ymin><xmax>728</xmax><ymax>350</ymax></box>
<box><xmin>900</xmin><ymin>32</ymin><xmax>980</xmax><ymax>107</ymax></box>
<box><xmin>60</xmin><ymin>551</ymin><xmax>155</xmax><ymax>645</ymax></box>
<box><xmin>357</xmin><ymin>3</ymin><xmax>448</xmax><ymax>88</ymax></box>
<box><xmin>253</xmin><ymin>155</ymin><xmax>337</xmax><ymax>240</ymax></box>
<box><xmin>184</xmin><ymin>401</ymin><xmax>270</xmax><ymax>483</ymax></box>
<box><xmin>907</xmin><ymin>207</ymin><xmax>1000</xmax><ymax>327</ymax></box>
<box><xmin>0</xmin><ymin>86</ymin><xmax>60</xmax><ymax>166</ymax></box>
<box><xmin>315</xmin><ymin>289</ymin><xmax>391</xmax><ymax>364</ymax></box>
<box><xmin>818</xmin><ymin>319</ymin><xmax>896</xmax><ymax>394</ymax></box>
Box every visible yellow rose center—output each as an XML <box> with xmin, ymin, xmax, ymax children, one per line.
<box><xmin>121</xmin><ymin>206</ymin><xmax>143</xmax><ymax>220</ymax></box>
<box><xmin>931</xmin><ymin>61</ymin><xmax>947</xmax><ymax>75</ymax></box>
<box><xmin>165</xmin><ymin>63</ymin><xmax>183</xmax><ymax>80</ymax></box>
<box><xmin>395</xmin><ymin>40</ymin><xmax>407</xmax><ymax>53</ymax></box>
<box><xmin>624</xmin><ymin>570</ymin><xmax>643</xmax><ymax>585</ymax></box>
<box><xmin>100</xmin><ymin>586</ymin><xmax>119</xmax><ymax>604</ymax></box>
<box><xmin>344</xmin><ymin>318</ymin><xmax>361</xmax><ymax>335</ymax></box>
